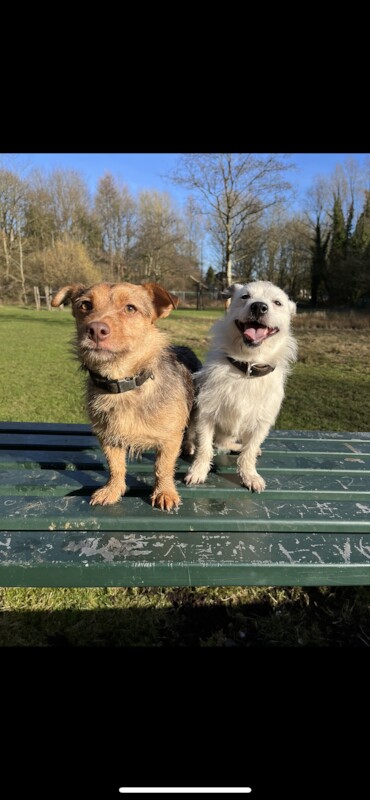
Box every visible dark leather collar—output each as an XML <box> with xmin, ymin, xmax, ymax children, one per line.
<box><xmin>88</xmin><ymin>369</ymin><xmax>154</xmax><ymax>394</ymax></box>
<box><xmin>226</xmin><ymin>356</ymin><xmax>275</xmax><ymax>377</ymax></box>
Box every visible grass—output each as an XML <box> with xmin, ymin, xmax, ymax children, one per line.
<box><xmin>0</xmin><ymin>306</ymin><xmax>222</xmax><ymax>424</ymax></box>
<box><xmin>0</xmin><ymin>303</ymin><xmax>370</xmax><ymax>646</ymax></box>
<box><xmin>1</xmin><ymin>305</ymin><xmax>369</xmax><ymax>430</ymax></box>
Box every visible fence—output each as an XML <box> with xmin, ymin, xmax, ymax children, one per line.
<box><xmin>170</xmin><ymin>289</ymin><xmax>223</xmax><ymax>308</ymax></box>
<box><xmin>34</xmin><ymin>286</ymin><xmax>52</xmax><ymax>310</ymax></box>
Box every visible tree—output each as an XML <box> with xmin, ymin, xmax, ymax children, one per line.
<box><xmin>303</xmin><ymin>177</ymin><xmax>332</xmax><ymax>305</ymax></box>
<box><xmin>132</xmin><ymin>191</ymin><xmax>184</xmax><ymax>283</ymax></box>
<box><xmin>94</xmin><ymin>173</ymin><xmax>137</xmax><ymax>281</ymax></box>
<box><xmin>205</xmin><ymin>265</ymin><xmax>216</xmax><ymax>287</ymax></box>
<box><xmin>27</xmin><ymin>239</ymin><xmax>101</xmax><ymax>291</ymax></box>
<box><xmin>182</xmin><ymin>195</ymin><xmax>203</xmax><ymax>264</ymax></box>
<box><xmin>0</xmin><ymin>168</ymin><xmax>29</xmax><ymax>302</ymax></box>
<box><xmin>349</xmin><ymin>191</ymin><xmax>370</xmax><ymax>302</ymax></box>
<box><xmin>326</xmin><ymin>191</ymin><xmax>354</xmax><ymax>305</ymax></box>
<box><xmin>24</xmin><ymin>168</ymin><xmax>94</xmax><ymax>249</ymax></box>
<box><xmin>309</xmin><ymin>215</ymin><xmax>330</xmax><ymax>305</ymax></box>
<box><xmin>167</xmin><ymin>153</ymin><xmax>292</xmax><ymax>285</ymax></box>
<box><xmin>304</xmin><ymin>163</ymin><xmax>370</xmax><ymax>306</ymax></box>
<box><xmin>352</xmin><ymin>190</ymin><xmax>370</xmax><ymax>252</ymax></box>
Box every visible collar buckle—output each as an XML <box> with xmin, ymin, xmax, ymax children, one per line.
<box><xmin>226</xmin><ymin>356</ymin><xmax>275</xmax><ymax>378</ymax></box>
<box><xmin>88</xmin><ymin>369</ymin><xmax>154</xmax><ymax>394</ymax></box>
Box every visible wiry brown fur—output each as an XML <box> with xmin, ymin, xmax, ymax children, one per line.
<box><xmin>51</xmin><ymin>281</ymin><xmax>195</xmax><ymax>511</ymax></box>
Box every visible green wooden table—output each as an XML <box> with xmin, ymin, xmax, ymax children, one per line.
<box><xmin>1</xmin><ymin>421</ymin><xmax>370</xmax><ymax>586</ymax></box>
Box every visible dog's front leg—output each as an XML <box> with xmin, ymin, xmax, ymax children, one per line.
<box><xmin>237</xmin><ymin>423</ymin><xmax>270</xmax><ymax>493</ymax></box>
<box><xmin>181</xmin><ymin>407</ymin><xmax>197</xmax><ymax>456</ymax></box>
<box><xmin>152</xmin><ymin>437</ymin><xmax>183</xmax><ymax>512</ymax></box>
<box><xmin>184</xmin><ymin>415</ymin><xmax>215</xmax><ymax>485</ymax></box>
<box><xmin>90</xmin><ymin>443</ymin><xmax>127</xmax><ymax>506</ymax></box>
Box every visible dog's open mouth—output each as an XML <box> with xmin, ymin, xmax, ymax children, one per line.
<box><xmin>235</xmin><ymin>320</ymin><xmax>279</xmax><ymax>344</ymax></box>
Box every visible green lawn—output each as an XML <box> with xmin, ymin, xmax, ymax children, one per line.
<box><xmin>0</xmin><ymin>303</ymin><xmax>370</xmax><ymax>646</ymax></box>
<box><xmin>1</xmin><ymin>305</ymin><xmax>369</xmax><ymax>430</ymax></box>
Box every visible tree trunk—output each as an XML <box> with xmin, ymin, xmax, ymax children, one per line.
<box><xmin>226</xmin><ymin>219</ymin><xmax>233</xmax><ymax>286</ymax></box>
<box><xmin>19</xmin><ymin>234</ymin><xmax>27</xmax><ymax>304</ymax></box>
<box><xmin>2</xmin><ymin>230</ymin><xmax>10</xmax><ymax>278</ymax></box>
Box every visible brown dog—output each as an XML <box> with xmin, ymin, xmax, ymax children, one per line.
<box><xmin>51</xmin><ymin>281</ymin><xmax>200</xmax><ymax>511</ymax></box>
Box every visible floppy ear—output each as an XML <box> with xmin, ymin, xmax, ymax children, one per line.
<box><xmin>221</xmin><ymin>283</ymin><xmax>243</xmax><ymax>299</ymax></box>
<box><xmin>142</xmin><ymin>282</ymin><xmax>179</xmax><ymax>320</ymax></box>
<box><xmin>289</xmin><ymin>300</ymin><xmax>297</xmax><ymax>316</ymax></box>
<box><xmin>51</xmin><ymin>284</ymin><xmax>87</xmax><ymax>308</ymax></box>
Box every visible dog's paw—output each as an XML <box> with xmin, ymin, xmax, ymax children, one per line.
<box><xmin>184</xmin><ymin>463</ymin><xmax>210</xmax><ymax>485</ymax></box>
<box><xmin>151</xmin><ymin>489</ymin><xmax>181</xmax><ymax>512</ymax></box>
<box><xmin>90</xmin><ymin>484</ymin><xmax>124</xmax><ymax>506</ymax></box>
<box><xmin>256</xmin><ymin>447</ymin><xmax>262</xmax><ymax>457</ymax></box>
<box><xmin>239</xmin><ymin>471</ymin><xmax>266</xmax><ymax>493</ymax></box>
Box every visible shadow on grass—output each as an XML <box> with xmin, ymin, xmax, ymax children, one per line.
<box><xmin>1</xmin><ymin>586</ymin><xmax>370</xmax><ymax>647</ymax></box>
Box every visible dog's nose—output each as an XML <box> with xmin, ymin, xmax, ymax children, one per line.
<box><xmin>87</xmin><ymin>321</ymin><xmax>111</xmax><ymax>343</ymax></box>
<box><xmin>250</xmin><ymin>301</ymin><xmax>268</xmax><ymax>317</ymax></box>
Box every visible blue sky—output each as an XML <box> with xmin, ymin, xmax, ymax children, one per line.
<box><xmin>5</xmin><ymin>152</ymin><xmax>370</xmax><ymax>210</ymax></box>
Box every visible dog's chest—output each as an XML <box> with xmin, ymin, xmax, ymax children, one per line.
<box><xmin>199</xmin><ymin>364</ymin><xmax>283</xmax><ymax>424</ymax></box>
<box><xmin>88</xmin><ymin>390</ymin><xmax>155</xmax><ymax>443</ymax></box>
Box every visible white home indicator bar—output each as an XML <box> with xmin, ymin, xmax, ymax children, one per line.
<box><xmin>119</xmin><ymin>790</ymin><xmax>252</xmax><ymax>795</ymax></box>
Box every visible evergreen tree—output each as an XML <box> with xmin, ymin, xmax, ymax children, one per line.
<box><xmin>205</xmin><ymin>266</ymin><xmax>216</xmax><ymax>287</ymax></box>
<box><xmin>349</xmin><ymin>191</ymin><xmax>370</xmax><ymax>303</ymax></box>
<box><xmin>310</xmin><ymin>216</ymin><xmax>330</xmax><ymax>305</ymax></box>
<box><xmin>345</xmin><ymin>200</ymin><xmax>354</xmax><ymax>255</ymax></box>
<box><xmin>326</xmin><ymin>192</ymin><xmax>349</xmax><ymax>304</ymax></box>
<box><xmin>351</xmin><ymin>191</ymin><xmax>370</xmax><ymax>252</ymax></box>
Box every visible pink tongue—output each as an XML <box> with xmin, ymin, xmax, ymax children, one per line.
<box><xmin>244</xmin><ymin>326</ymin><xmax>268</xmax><ymax>341</ymax></box>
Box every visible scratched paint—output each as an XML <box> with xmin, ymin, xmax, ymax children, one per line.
<box><xmin>332</xmin><ymin>539</ymin><xmax>352</xmax><ymax>563</ymax></box>
<box><xmin>1</xmin><ymin>425</ymin><xmax>370</xmax><ymax>585</ymax></box>
<box><xmin>356</xmin><ymin>503</ymin><xmax>370</xmax><ymax>515</ymax></box>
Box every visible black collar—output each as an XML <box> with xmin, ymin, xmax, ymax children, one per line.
<box><xmin>226</xmin><ymin>356</ymin><xmax>275</xmax><ymax>377</ymax></box>
<box><xmin>88</xmin><ymin>369</ymin><xmax>154</xmax><ymax>394</ymax></box>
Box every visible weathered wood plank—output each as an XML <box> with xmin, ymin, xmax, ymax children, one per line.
<box><xmin>2</xmin><ymin>432</ymin><xmax>370</xmax><ymax>455</ymax></box>
<box><xmin>0</xmin><ymin>422</ymin><xmax>91</xmax><ymax>434</ymax></box>
<box><xmin>1</xmin><ymin>424</ymin><xmax>370</xmax><ymax>586</ymax></box>
<box><xmin>0</xmin><ymin>434</ymin><xmax>97</xmax><ymax>449</ymax></box>
<box><xmin>1</xmin><ymin>495</ymin><xmax>370</xmax><ymax>531</ymax></box>
<box><xmin>1</xmin><ymin>449</ymin><xmax>369</xmax><ymax>473</ymax></box>
<box><xmin>0</xmin><ymin>468</ymin><xmax>370</xmax><ymax>498</ymax></box>
<box><xmin>1</xmin><ymin>531</ymin><xmax>370</xmax><ymax>586</ymax></box>
<box><xmin>0</xmin><ymin>449</ymin><xmax>106</xmax><ymax>469</ymax></box>
<box><xmin>1</xmin><ymin>421</ymin><xmax>370</xmax><ymax>441</ymax></box>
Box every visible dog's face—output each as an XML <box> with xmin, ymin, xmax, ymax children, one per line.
<box><xmin>51</xmin><ymin>281</ymin><xmax>178</xmax><ymax>369</ymax></box>
<box><xmin>224</xmin><ymin>280</ymin><xmax>296</xmax><ymax>350</ymax></box>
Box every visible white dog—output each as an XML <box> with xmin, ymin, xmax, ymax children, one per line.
<box><xmin>184</xmin><ymin>280</ymin><xmax>297</xmax><ymax>492</ymax></box>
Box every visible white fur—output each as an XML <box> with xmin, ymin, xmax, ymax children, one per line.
<box><xmin>184</xmin><ymin>280</ymin><xmax>297</xmax><ymax>492</ymax></box>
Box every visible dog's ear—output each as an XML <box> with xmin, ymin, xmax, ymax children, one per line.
<box><xmin>142</xmin><ymin>283</ymin><xmax>179</xmax><ymax>320</ymax></box>
<box><xmin>221</xmin><ymin>283</ymin><xmax>243</xmax><ymax>299</ymax></box>
<box><xmin>51</xmin><ymin>284</ymin><xmax>87</xmax><ymax>308</ymax></box>
<box><xmin>289</xmin><ymin>299</ymin><xmax>297</xmax><ymax>316</ymax></box>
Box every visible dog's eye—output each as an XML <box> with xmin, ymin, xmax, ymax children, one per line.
<box><xmin>124</xmin><ymin>304</ymin><xmax>137</xmax><ymax>313</ymax></box>
<box><xmin>79</xmin><ymin>300</ymin><xmax>93</xmax><ymax>311</ymax></box>
<box><xmin>274</xmin><ymin>300</ymin><xmax>282</xmax><ymax>306</ymax></box>
<box><xmin>241</xmin><ymin>293</ymin><xmax>250</xmax><ymax>300</ymax></box>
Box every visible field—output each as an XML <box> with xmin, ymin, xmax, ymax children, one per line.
<box><xmin>0</xmin><ymin>304</ymin><xmax>370</xmax><ymax>646</ymax></box>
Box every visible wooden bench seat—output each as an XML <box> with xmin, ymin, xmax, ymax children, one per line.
<box><xmin>1</xmin><ymin>421</ymin><xmax>370</xmax><ymax>587</ymax></box>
